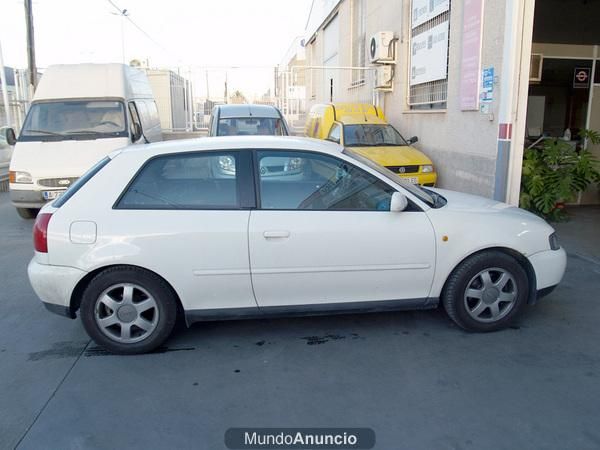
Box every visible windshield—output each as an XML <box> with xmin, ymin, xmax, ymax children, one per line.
<box><xmin>344</xmin><ymin>124</ymin><xmax>409</xmax><ymax>147</ymax></box>
<box><xmin>343</xmin><ymin>147</ymin><xmax>439</xmax><ymax>207</ymax></box>
<box><xmin>217</xmin><ymin>117</ymin><xmax>287</xmax><ymax>136</ymax></box>
<box><xmin>20</xmin><ymin>100</ymin><xmax>127</xmax><ymax>141</ymax></box>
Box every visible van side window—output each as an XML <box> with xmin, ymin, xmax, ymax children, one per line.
<box><xmin>327</xmin><ymin>124</ymin><xmax>341</xmax><ymax>144</ymax></box>
<box><xmin>147</xmin><ymin>101</ymin><xmax>160</xmax><ymax>128</ymax></box>
<box><xmin>135</xmin><ymin>101</ymin><xmax>150</xmax><ymax>129</ymax></box>
<box><xmin>128</xmin><ymin>102</ymin><xmax>142</xmax><ymax>140</ymax></box>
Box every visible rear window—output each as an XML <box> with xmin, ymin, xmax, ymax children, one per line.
<box><xmin>53</xmin><ymin>157</ymin><xmax>111</xmax><ymax>208</ymax></box>
<box><xmin>217</xmin><ymin>117</ymin><xmax>287</xmax><ymax>136</ymax></box>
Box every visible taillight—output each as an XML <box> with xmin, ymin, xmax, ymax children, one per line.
<box><xmin>33</xmin><ymin>213</ymin><xmax>52</xmax><ymax>253</ymax></box>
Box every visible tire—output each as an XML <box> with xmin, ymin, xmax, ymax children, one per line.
<box><xmin>16</xmin><ymin>208</ymin><xmax>38</xmax><ymax>219</ymax></box>
<box><xmin>80</xmin><ymin>266</ymin><xmax>178</xmax><ymax>354</ymax></box>
<box><xmin>442</xmin><ymin>251</ymin><xmax>529</xmax><ymax>332</ymax></box>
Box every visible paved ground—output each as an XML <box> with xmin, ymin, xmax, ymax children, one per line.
<box><xmin>1</xmin><ymin>191</ymin><xmax>599</xmax><ymax>450</ymax></box>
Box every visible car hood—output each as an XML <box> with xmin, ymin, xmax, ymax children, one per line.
<box><xmin>429</xmin><ymin>187</ymin><xmax>546</xmax><ymax>220</ymax></box>
<box><xmin>9</xmin><ymin>137</ymin><xmax>128</xmax><ymax>178</ymax></box>
<box><xmin>349</xmin><ymin>145</ymin><xmax>433</xmax><ymax>166</ymax></box>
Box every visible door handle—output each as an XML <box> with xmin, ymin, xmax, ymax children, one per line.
<box><xmin>263</xmin><ymin>230</ymin><xmax>290</xmax><ymax>239</ymax></box>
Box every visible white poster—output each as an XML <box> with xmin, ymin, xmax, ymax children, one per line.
<box><xmin>412</xmin><ymin>0</ymin><xmax>450</xmax><ymax>28</ymax></box>
<box><xmin>410</xmin><ymin>21</ymin><xmax>449</xmax><ymax>86</ymax></box>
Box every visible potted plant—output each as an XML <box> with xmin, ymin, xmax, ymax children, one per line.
<box><xmin>520</xmin><ymin>130</ymin><xmax>600</xmax><ymax>221</ymax></box>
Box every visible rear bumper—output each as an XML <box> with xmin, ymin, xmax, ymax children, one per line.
<box><xmin>528</xmin><ymin>248</ymin><xmax>567</xmax><ymax>290</ymax></box>
<box><xmin>28</xmin><ymin>258</ymin><xmax>86</xmax><ymax>319</ymax></box>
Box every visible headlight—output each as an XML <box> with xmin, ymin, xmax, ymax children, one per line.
<box><xmin>421</xmin><ymin>165</ymin><xmax>434</xmax><ymax>173</ymax></box>
<box><xmin>9</xmin><ymin>171</ymin><xmax>33</xmax><ymax>184</ymax></box>
<box><xmin>549</xmin><ymin>232</ymin><xmax>560</xmax><ymax>250</ymax></box>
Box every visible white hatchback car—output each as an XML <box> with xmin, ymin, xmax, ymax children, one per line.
<box><xmin>28</xmin><ymin>136</ymin><xmax>567</xmax><ymax>354</ymax></box>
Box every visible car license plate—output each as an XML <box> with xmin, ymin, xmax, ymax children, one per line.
<box><xmin>43</xmin><ymin>191</ymin><xmax>63</xmax><ymax>200</ymax></box>
<box><xmin>404</xmin><ymin>177</ymin><xmax>419</xmax><ymax>184</ymax></box>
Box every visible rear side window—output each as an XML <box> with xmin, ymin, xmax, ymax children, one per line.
<box><xmin>116</xmin><ymin>152</ymin><xmax>242</xmax><ymax>210</ymax></box>
<box><xmin>53</xmin><ymin>157</ymin><xmax>111</xmax><ymax>208</ymax></box>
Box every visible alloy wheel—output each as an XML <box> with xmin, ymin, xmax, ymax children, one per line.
<box><xmin>463</xmin><ymin>268</ymin><xmax>518</xmax><ymax>323</ymax></box>
<box><xmin>94</xmin><ymin>283</ymin><xmax>159</xmax><ymax>343</ymax></box>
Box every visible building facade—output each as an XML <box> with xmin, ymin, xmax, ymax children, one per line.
<box><xmin>302</xmin><ymin>0</ymin><xmax>532</xmax><ymax>202</ymax></box>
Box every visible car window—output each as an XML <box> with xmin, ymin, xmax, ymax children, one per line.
<box><xmin>217</xmin><ymin>117</ymin><xmax>286</xmax><ymax>136</ymax></box>
<box><xmin>116</xmin><ymin>152</ymin><xmax>240</xmax><ymax>209</ymax></box>
<box><xmin>257</xmin><ymin>150</ymin><xmax>395</xmax><ymax>211</ymax></box>
<box><xmin>327</xmin><ymin>124</ymin><xmax>341</xmax><ymax>143</ymax></box>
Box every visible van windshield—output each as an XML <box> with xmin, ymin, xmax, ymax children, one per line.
<box><xmin>344</xmin><ymin>124</ymin><xmax>409</xmax><ymax>147</ymax></box>
<box><xmin>217</xmin><ymin>117</ymin><xmax>287</xmax><ymax>136</ymax></box>
<box><xmin>20</xmin><ymin>100</ymin><xmax>127</xmax><ymax>141</ymax></box>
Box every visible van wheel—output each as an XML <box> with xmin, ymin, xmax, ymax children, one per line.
<box><xmin>442</xmin><ymin>251</ymin><xmax>529</xmax><ymax>332</ymax></box>
<box><xmin>80</xmin><ymin>266</ymin><xmax>178</xmax><ymax>354</ymax></box>
<box><xmin>16</xmin><ymin>208</ymin><xmax>38</xmax><ymax>219</ymax></box>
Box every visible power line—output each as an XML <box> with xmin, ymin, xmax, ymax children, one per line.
<box><xmin>105</xmin><ymin>0</ymin><xmax>179</xmax><ymax>60</ymax></box>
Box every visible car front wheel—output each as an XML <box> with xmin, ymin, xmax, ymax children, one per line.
<box><xmin>80</xmin><ymin>266</ymin><xmax>178</xmax><ymax>354</ymax></box>
<box><xmin>442</xmin><ymin>251</ymin><xmax>529</xmax><ymax>332</ymax></box>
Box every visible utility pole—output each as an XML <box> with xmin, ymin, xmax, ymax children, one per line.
<box><xmin>24</xmin><ymin>0</ymin><xmax>37</xmax><ymax>90</ymax></box>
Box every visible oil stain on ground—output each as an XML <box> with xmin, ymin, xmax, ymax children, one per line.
<box><xmin>28</xmin><ymin>341</ymin><xmax>88</xmax><ymax>361</ymax></box>
<box><xmin>301</xmin><ymin>333</ymin><xmax>363</xmax><ymax>345</ymax></box>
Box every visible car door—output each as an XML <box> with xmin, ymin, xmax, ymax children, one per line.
<box><xmin>248</xmin><ymin>149</ymin><xmax>436</xmax><ymax>310</ymax></box>
<box><xmin>113</xmin><ymin>149</ymin><xmax>258</xmax><ymax>313</ymax></box>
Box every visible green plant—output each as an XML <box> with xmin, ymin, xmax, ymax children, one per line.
<box><xmin>520</xmin><ymin>130</ymin><xmax>600</xmax><ymax>221</ymax></box>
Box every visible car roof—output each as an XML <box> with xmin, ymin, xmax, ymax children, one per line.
<box><xmin>216</xmin><ymin>104</ymin><xmax>281</xmax><ymax>119</ymax></box>
<box><xmin>115</xmin><ymin>136</ymin><xmax>344</xmax><ymax>159</ymax></box>
<box><xmin>336</xmin><ymin>116</ymin><xmax>388</xmax><ymax>125</ymax></box>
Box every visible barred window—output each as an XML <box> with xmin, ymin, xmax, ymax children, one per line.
<box><xmin>351</xmin><ymin>0</ymin><xmax>366</xmax><ymax>86</ymax></box>
<box><xmin>408</xmin><ymin>5</ymin><xmax>450</xmax><ymax>110</ymax></box>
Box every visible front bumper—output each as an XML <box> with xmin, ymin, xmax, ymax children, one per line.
<box><xmin>398</xmin><ymin>172</ymin><xmax>437</xmax><ymax>187</ymax></box>
<box><xmin>10</xmin><ymin>186</ymin><xmax>62</xmax><ymax>209</ymax></box>
<box><xmin>528</xmin><ymin>248</ymin><xmax>567</xmax><ymax>291</ymax></box>
<box><xmin>28</xmin><ymin>258</ymin><xmax>86</xmax><ymax>319</ymax></box>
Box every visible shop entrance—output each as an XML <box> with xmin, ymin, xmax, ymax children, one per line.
<box><xmin>527</xmin><ymin>58</ymin><xmax>593</xmax><ymax>144</ymax></box>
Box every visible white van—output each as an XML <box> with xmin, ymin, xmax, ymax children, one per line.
<box><xmin>6</xmin><ymin>63</ymin><xmax>162</xmax><ymax>218</ymax></box>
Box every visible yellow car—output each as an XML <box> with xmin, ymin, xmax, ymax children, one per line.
<box><xmin>305</xmin><ymin>103</ymin><xmax>437</xmax><ymax>186</ymax></box>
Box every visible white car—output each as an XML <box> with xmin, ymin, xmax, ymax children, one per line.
<box><xmin>28</xmin><ymin>136</ymin><xmax>567</xmax><ymax>354</ymax></box>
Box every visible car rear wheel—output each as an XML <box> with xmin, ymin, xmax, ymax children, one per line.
<box><xmin>442</xmin><ymin>251</ymin><xmax>529</xmax><ymax>332</ymax></box>
<box><xmin>16</xmin><ymin>208</ymin><xmax>38</xmax><ymax>219</ymax></box>
<box><xmin>80</xmin><ymin>266</ymin><xmax>178</xmax><ymax>354</ymax></box>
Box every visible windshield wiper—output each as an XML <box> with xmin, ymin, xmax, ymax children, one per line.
<box><xmin>65</xmin><ymin>130</ymin><xmax>109</xmax><ymax>135</ymax></box>
<box><xmin>23</xmin><ymin>129</ymin><xmax>66</xmax><ymax>137</ymax></box>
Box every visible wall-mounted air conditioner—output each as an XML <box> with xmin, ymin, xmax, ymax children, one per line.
<box><xmin>369</xmin><ymin>31</ymin><xmax>395</xmax><ymax>64</ymax></box>
<box><xmin>375</xmin><ymin>65</ymin><xmax>393</xmax><ymax>90</ymax></box>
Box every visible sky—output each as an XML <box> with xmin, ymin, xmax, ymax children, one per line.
<box><xmin>0</xmin><ymin>0</ymin><xmax>313</xmax><ymax>100</ymax></box>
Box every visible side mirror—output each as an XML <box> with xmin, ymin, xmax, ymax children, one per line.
<box><xmin>131</xmin><ymin>123</ymin><xmax>143</xmax><ymax>142</ymax></box>
<box><xmin>408</xmin><ymin>136</ymin><xmax>419</xmax><ymax>145</ymax></box>
<box><xmin>4</xmin><ymin>128</ymin><xmax>17</xmax><ymax>146</ymax></box>
<box><xmin>390</xmin><ymin>192</ymin><xmax>408</xmax><ymax>212</ymax></box>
